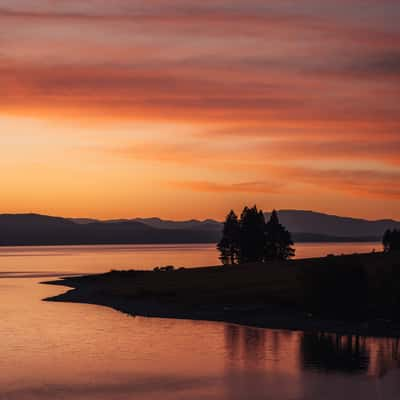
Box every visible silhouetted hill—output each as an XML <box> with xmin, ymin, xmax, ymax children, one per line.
<box><xmin>124</xmin><ymin>211</ymin><xmax>399</xmax><ymax>239</ymax></box>
<box><xmin>0</xmin><ymin>214</ymin><xmax>220</xmax><ymax>246</ymax></box>
<box><xmin>265</xmin><ymin>210</ymin><xmax>400</xmax><ymax>238</ymax></box>
<box><xmin>102</xmin><ymin>211</ymin><xmax>398</xmax><ymax>240</ymax></box>
<box><xmin>71</xmin><ymin>217</ymin><xmax>222</xmax><ymax>231</ymax></box>
<box><xmin>2</xmin><ymin>210</ymin><xmax>399</xmax><ymax>246</ymax></box>
<box><xmin>69</xmin><ymin>218</ymin><xmax>99</xmax><ymax>225</ymax></box>
<box><xmin>129</xmin><ymin>217</ymin><xmax>221</xmax><ymax>231</ymax></box>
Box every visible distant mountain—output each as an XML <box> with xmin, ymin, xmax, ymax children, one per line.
<box><xmin>0</xmin><ymin>214</ymin><xmax>220</xmax><ymax>246</ymax></box>
<box><xmin>104</xmin><ymin>210</ymin><xmax>400</xmax><ymax>240</ymax></box>
<box><xmin>69</xmin><ymin>218</ymin><xmax>99</xmax><ymax>225</ymax></box>
<box><xmin>1</xmin><ymin>210</ymin><xmax>398</xmax><ymax>246</ymax></box>
<box><xmin>265</xmin><ymin>210</ymin><xmax>400</xmax><ymax>239</ymax></box>
<box><xmin>126</xmin><ymin>217</ymin><xmax>221</xmax><ymax>231</ymax></box>
<box><xmin>70</xmin><ymin>217</ymin><xmax>222</xmax><ymax>231</ymax></box>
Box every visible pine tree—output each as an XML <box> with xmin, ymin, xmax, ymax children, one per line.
<box><xmin>264</xmin><ymin>210</ymin><xmax>295</xmax><ymax>261</ymax></box>
<box><xmin>383</xmin><ymin>229</ymin><xmax>400</xmax><ymax>253</ymax></box>
<box><xmin>239</xmin><ymin>206</ymin><xmax>266</xmax><ymax>263</ymax></box>
<box><xmin>383</xmin><ymin>229</ymin><xmax>392</xmax><ymax>253</ymax></box>
<box><xmin>217</xmin><ymin>210</ymin><xmax>240</xmax><ymax>265</ymax></box>
<box><xmin>218</xmin><ymin>207</ymin><xmax>296</xmax><ymax>265</ymax></box>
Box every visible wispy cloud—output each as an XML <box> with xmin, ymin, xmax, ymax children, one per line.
<box><xmin>172</xmin><ymin>180</ymin><xmax>285</xmax><ymax>194</ymax></box>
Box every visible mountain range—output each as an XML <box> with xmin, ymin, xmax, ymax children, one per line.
<box><xmin>0</xmin><ymin>210</ymin><xmax>398</xmax><ymax>246</ymax></box>
<box><xmin>74</xmin><ymin>210</ymin><xmax>400</xmax><ymax>239</ymax></box>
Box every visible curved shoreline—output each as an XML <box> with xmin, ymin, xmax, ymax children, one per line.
<box><xmin>44</xmin><ymin>280</ymin><xmax>400</xmax><ymax>338</ymax></box>
<box><xmin>43</xmin><ymin>252</ymin><xmax>400</xmax><ymax>338</ymax></box>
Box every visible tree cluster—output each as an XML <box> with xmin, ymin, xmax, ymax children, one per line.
<box><xmin>217</xmin><ymin>206</ymin><xmax>295</xmax><ymax>265</ymax></box>
<box><xmin>383</xmin><ymin>229</ymin><xmax>400</xmax><ymax>253</ymax></box>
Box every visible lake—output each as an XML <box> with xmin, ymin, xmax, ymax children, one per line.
<box><xmin>0</xmin><ymin>242</ymin><xmax>382</xmax><ymax>276</ymax></box>
<box><xmin>1</xmin><ymin>242</ymin><xmax>399</xmax><ymax>400</ymax></box>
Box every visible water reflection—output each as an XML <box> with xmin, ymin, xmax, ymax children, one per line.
<box><xmin>370</xmin><ymin>339</ymin><xmax>400</xmax><ymax>378</ymax></box>
<box><xmin>301</xmin><ymin>333</ymin><xmax>370</xmax><ymax>374</ymax></box>
<box><xmin>224</xmin><ymin>325</ymin><xmax>400</xmax><ymax>378</ymax></box>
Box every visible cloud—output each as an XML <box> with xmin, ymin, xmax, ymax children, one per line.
<box><xmin>355</xmin><ymin>52</ymin><xmax>400</xmax><ymax>78</ymax></box>
<box><xmin>1</xmin><ymin>59</ymin><xmax>398</xmax><ymax>127</ymax></box>
<box><xmin>280</xmin><ymin>167</ymin><xmax>400</xmax><ymax>200</ymax></box>
<box><xmin>172</xmin><ymin>180</ymin><xmax>284</xmax><ymax>194</ymax></box>
<box><xmin>255</xmin><ymin>140</ymin><xmax>400</xmax><ymax>167</ymax></box>
<box><xmin>1</xmin><ymin>0</ymin><xmax>400</xmax><ymax>217</ymax></box>
<box><xmin>1</xmin><ymin>0</ymin><xmax>399</xmax><ymax>126</ymax></box>
<box><xmin>107</xmin><ymin>136</ymin><xmax>400</xmax><ymax>171</ymax></box>
<box><xmin>172</xmin><ymin>168</ymin><xmax>400</xmax><ymax>200</ymax></box>
<box><xmin>1</xmin><ymin>1</ymin><xmax>399</xmax><ymax>44</ymax></box>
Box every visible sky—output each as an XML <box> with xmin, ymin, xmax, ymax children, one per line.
<box><xmin>1</xmin><ymin>0</ymin><xmax>400</xmax><ymax>220</ymax></box>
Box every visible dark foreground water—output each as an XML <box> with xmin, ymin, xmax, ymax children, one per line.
<box><xmin>1</xmin><ymin>242</ymin><xmax>399</xmax><ymax>400</ymax></box>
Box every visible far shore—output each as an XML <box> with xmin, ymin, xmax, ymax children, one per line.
<box><xmin>43</xmin><ymin>252</ymin><xmax>400</xmax><ymax>337</ymax></box>
<box><xmin>0</xmin><ymin>238</ymin><xmax>381</xmax><ymax>247</ymax></box>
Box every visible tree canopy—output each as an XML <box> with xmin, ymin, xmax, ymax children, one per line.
<box><xmin>383</xmin><ymin>229</ymin><xmax>400</xmax><ymax>253</ymax></box>
<box><xmin>265</xmin><ymin>210</ymin><xmax>295</xmax><ymax>261</ymax></box>
<box><xmin>217</xmin><ymin>206</ymin><xmax>295</xmax><ymax>265</ymax></box>
<box><xmin>217</xmin><ymin>210</ymin><xmax>240</xmax><ymax>265</ymax></box>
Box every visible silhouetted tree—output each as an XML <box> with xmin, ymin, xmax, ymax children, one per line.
<box><xmin>218</xmin><ymin>206</ymin><xmax>296</xmax><ymax>265</ymax></box>
<box><xmin>217</xmin><ymin>210</ymin><xmax>240</xmax><ymax>264</ymax></box>
<box><xmin>264</xmin><ymin>210</ymin><xmax>295</xmax><ymax>260</ymax></box>
<box><xmin>239</xmin><ymin>206</ymin><xmax>266</xmax><ymax>263</ymax></box>
<box><xmin>383</xmin><ymin>229</ymin><xmax>391</xmax><ymax>252</ymax></box>
<box><xmin>383</xmin><ymin>229</ymin><xmax>400</xmax><ymax>253</ymax></box>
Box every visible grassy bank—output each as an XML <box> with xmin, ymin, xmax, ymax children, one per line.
<box><xmin>44</xmin><ymin>251</ymin><xmax>400</xmax><ymax>336</ymax></box>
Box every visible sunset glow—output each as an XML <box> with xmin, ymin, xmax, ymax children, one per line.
<box><xmin>1</xmin><ymin>1</ymin><xmax>399</xmax><ymax>219</ymax></box>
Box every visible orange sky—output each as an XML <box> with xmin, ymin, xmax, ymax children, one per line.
<box><xmin>1</xmin><ymin>1</ymin><xmax>400</xmax><ymax>220</ymax></box>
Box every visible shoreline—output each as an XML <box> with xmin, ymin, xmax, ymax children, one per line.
<box><xmin>44</xmin><ymin>253</ymin><xmax>400</xmax><ymax>338</ymax></box>
<box><xmin>46</xmin><ymin>288</ymin><xmax>400</xmax><ymax>338</ymax></box>
<box><xmin>0</xmin><ymin>239</ymin><xmax>381</xmax><ymax>248</ymax></box>
<box><xmin>1</xmin><ymin>242</ymin><xmax>381</xmax><ymax>250</ymax></box>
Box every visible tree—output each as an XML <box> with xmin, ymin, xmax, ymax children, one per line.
<box><xmin>383</xmin><ymin>229</ymin><xmax>400</xmax><ymax>253</ymax></box>
<box><xmin>238</xmin><ymin>206</ymin><xmax>266</xmax><ymax>263</ymax></box>
<box><xmin>264</xmin><ymin>210</ymin><xmax>295</xmax><ymax>261</ymax></box>
<box><xmin>383</xmin><ymin>229</ymin><xmax>392</xmax><ymax>253</ymax></box>
<box><xmin>217</xmin><ymin>206</ymin><xmax>296</xmax><ymax>265</ymax></box>
<box><xmin>217</xmin><ymin>210</ymin><xmax>240</xmax><ymax>264</ymax></box>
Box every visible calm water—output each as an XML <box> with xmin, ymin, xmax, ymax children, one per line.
<box><xmin>1</xmin><ymin>242</ymin><xmax>400</xmax><ymax>400</ymax></box>
<box><xmin>0</xmin><ymin>242</ymin><xmax>381</xmax><ymax>276</ymax></box>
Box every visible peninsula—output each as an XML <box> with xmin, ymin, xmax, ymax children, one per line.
<box><xmin>45</xmin><ymin>251</ymin><xmax>400</xmax><ymax>337</ymax></box>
